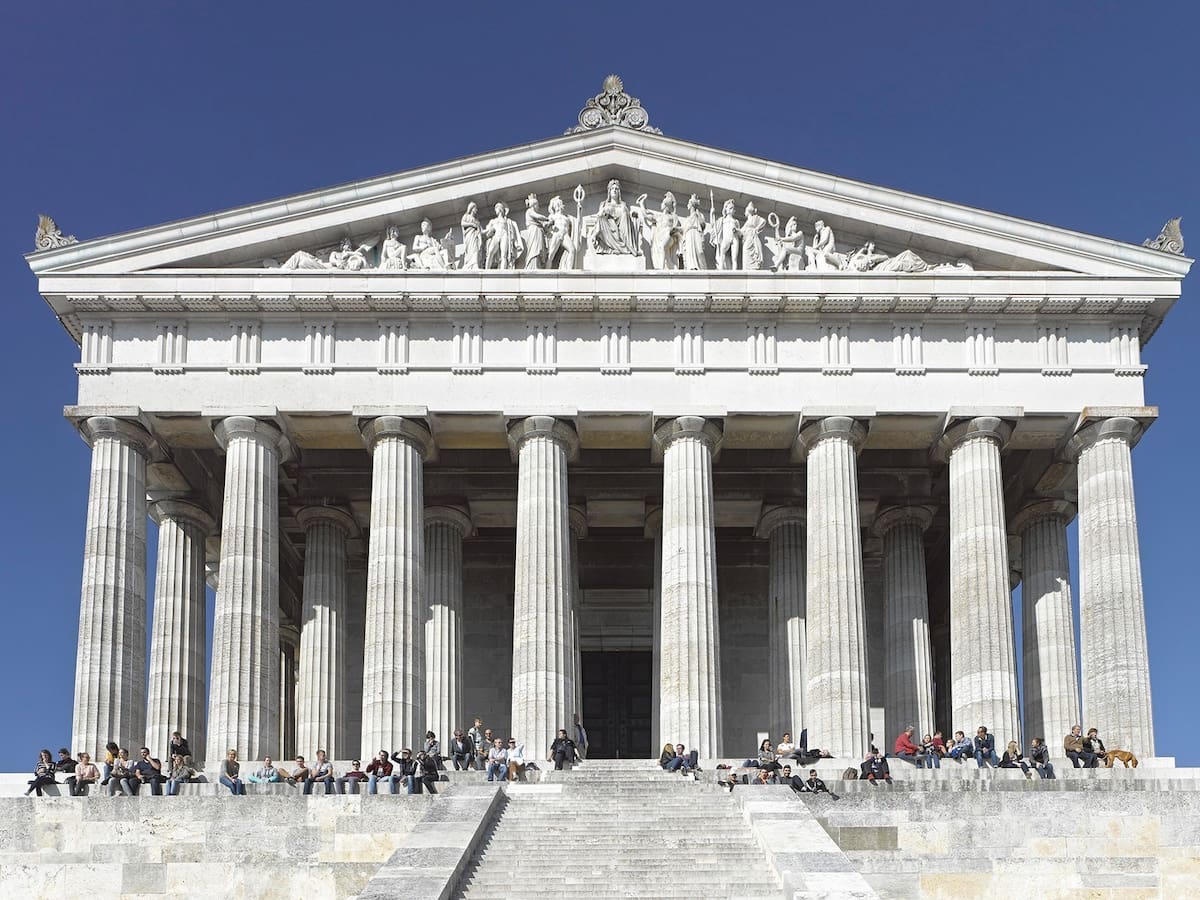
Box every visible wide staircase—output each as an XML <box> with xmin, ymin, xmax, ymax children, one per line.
<box><xmin>454</xmin><ymin>759</ymin><xmax>784</xmax><ymax>899</ymax></box>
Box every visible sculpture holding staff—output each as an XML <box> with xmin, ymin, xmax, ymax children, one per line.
<box><xmin>484</xmin><ymin>201</ymin><xmax>524</xmax><ymax>269</ymax></box>
<box><xmin>635</xmin><ymin>191</ymin><xmax>683</xmax><ymax>270</ymax></box>
<box><xmin>590</xmin><ymin>179</ymin><xmax>640</xmax><ymax>255</ymax></box>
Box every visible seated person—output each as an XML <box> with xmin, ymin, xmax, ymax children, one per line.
<box><xmin>753</xmin><ymin>767</ymin><xmax>777</xmax><ymax>785</ymax></box>
<box><xmin>365</xmin><ymin>751</ymin><xmax>395</xmax><ymax>794</ymax></box>
<box><xmin>132</xmin><ymin>747</ymin><xmax>165</xmax><ymax>795</ymax></box>
<box><xmin>675</xmin><ymin>743</ymin><xmax>698</xmax><ymax>774</ymax></box>
<box><xmin>337</xmin><ymin>760</ymin><xmax>367</xmax><ymax>794</ymax></box>
<box><xmin>659</xmin><ymin>742</ymin><xmax>684</xmax><ymax>772</ymax></box>
<box><xmin>56</xmin><ymin>749</ymin><xmax>77</xmax><ymax>796</ymax></box>
<box><xmin>247</xmin><ymin>757</ymin><xmax>283</xmax><ymax>784</ymax></box>
<box><xmin>919</xmin><ymin>733</ymin><xmax>941</xmax><ymax>769</ymax></box>
<box><xmin>169</xmin><ymin>732</ymin><xmax>192</xmax><ymax>761</ymax></box>
<box><xmin>306</xmin><ymin>750</ymin><xmax>335</xmax><ymax>795</ymax></box>
<box><xmin>449</xmin><ymin>732</ymin><xmax>474</xmax><ymax>771</ymax></box>
<box><xmin>776</xmin><ymin>733</ymin><xmax>797</xmax><ymax>759</ymax></box>
<box><xmin>25</xmin><ymin>750</ymin><xmax>56</xmax><ymax>797</ymax></box>
<box><xmin>506</xmin><ymin>740</ymin><xmax>527</xmax><ymax>782</ymax></box>
<box><xmin>73</xmin><ymin>752</ymin><xmax>100</xmax><ymax>796</ymax></box>
<box><xmin>893</xmin><ymin>726</ymin><xmax>923</xmax><ymax>766</ymax></box>
<box><xmin>947</xmin><ymin>730</ymin><xmax>974</xmax><ymax>761</ymax></box>
<box><xmin>423</xmin><ymin>732</ymin><xmax>443</xmax><ymax>770</ymax></box>
<box><xmin>860</xmin><ymin>751</ymin><xmax>893</xmax><ymax>785</ymax></box>
<box><xmin>756</xmin><ymin>739</ymin><xmax>782</xmax><ymax>771</ymax></box>
<box><xmin>1029</xmin><ymin>738</ymin><xmax>1056</xmax><ymax>779</ymax></box>
<box><xmin>166</xmin><ymin>754</ymin><xmax>199</xmax><ymax>796</ymax></box>
<box><xmin>1084</xmin><ymin>728</ymin><xmax>1107</xmax><ymax>762</ymax></box>
<box><xmin>286</xmin><ymin>755</ymin><xmax>311</xmax><ymax>787</ymax></box>
<box><xmin>973</xmin><ymin>727</ymin><xmax>1000</xmax><ymax>768</ymax></box>
<box><xmin>108</xmin><ymin>748</ymin><xmax>136</xmax><ymax>796</ymax></box>
<box><xmin>998</xmin><ymin>741</ymin><xmax>1032</xmax><ymax>779</ymax></box>
<box><xmin>802</xmin><ymin>768</ymin><xmax>839</xmax><ymax>800</ymax></box>
<box><xmin>486</xmin><ymin>739</ymin><xmax>508</xmax><ymax>782</ymax></box>
<box><xmin>1064</xmin><ymin>725</ymin><xmax>1097</xmax><ymax>768</ymax></box>
<box><xmin>930</xmin><ymin>731</ymin><xmax>947</xmax><ymax>758</ymax></box>
<box><xmin>391</xmin><ymin>748</ymin><xmax>419</xmax><ymax>794</ymax></box>
<box><xmin>413</xmin><ymin>751</ymin><xmax>440</xmax><ymax>794</ymax></box>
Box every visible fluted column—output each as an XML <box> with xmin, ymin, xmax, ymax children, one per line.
<box><xmin>938</xmin><ymin>416</ymin><xmax>1020</xmax><ymax>743</ymax></box>
<box><xmin>72</xmin><ymin>416</ymin><xmax>152</xmax><ymax>756</ymax></box>
<box><xmin>1067</xmin><ymin>417</ymin><xmax>1155</xmax><ymax>754</ymax></box>
<box><xmin>757</xmin><ymin>506</ymin><xmax>807</xmax><ymax>741</ymax></box>
<box><xmin>798</xmin><ymin>417</ymin><xmax>870</xmax><ymax>757</ymax></box>
<box><xmin>146</xmin><ymin>499</ymin><xmax>214</xmax><ymax>763</ymax></box>
<box><xmin>874</xmin><ymin>506</ymin><xmax>935</xmax><ymax>741</ymax></box>
<box><xmin>424</xmin><ymin>506</ymin><xmax>473</xmax><ymax>751</ymax></box>
<box><xmin>360</xmin><ymin>416</ymin><xmax>432</xmax><ymax>754</ymax></box>
<box><xmin>509</xmin><ymin>416</ymin><xmax>577</xmax><ymax>758</ymax></box>
<box><xmin>280</xmin><ymin>624</ymin><xmax>299</xmax><ymax>760</ymax></box>
<box><xmin>646</xmin><ymin>507</ymin><xmax>663</xmax><ymax>752</ymax></box>
<box><xmin>206</xmin><ymin>416</ymin><xmax>289</xmax><ymax>765</ymax></box>
<box><xmin>296</xmin><ymin>506</ymin><xmax>356</xmax><ymax>759</ymax></box>
<box><xmin>1013</xmin><ymin>499</ymin><xmax>1080</xmax><ymax>745</ymax></box>
<box><xmin>655</xmin><ymin>416</ymin><xmax>723</xmax><ymax>757</ymax></box>
<box><xmin>568</xmin><ymin>506</ymin><xmax>588</xmax><ymax>729</ymax></box>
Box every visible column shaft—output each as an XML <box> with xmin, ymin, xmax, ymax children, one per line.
<box><xmin>800</xmin><ymin>417</ymin><xmax>870</xmax><ymax>757</ymax></box>
<box><xmin>647</xmin><ymin>509</ymin><xmax>663</xmax><ymax>753</ymax></box>
<box><xmin>146</xmin><ymin>500</ymin><xmax>213</xmax><ymax>762</ymax></box>
<box><xmin>1069</xmin><ymin>418</ymin><xmax>1155</xmax><ymax>754</ymax></box>
<box><xmin>1015</xmin><ymin>501</ymin><xmax>1080</xmax><ymax>744</ymax></box>
<box><xmin>73</xmin><ymin>417</ymin><xmax>151</xmax><ymax>756</ymax></box>
<box><xmin>424</xmin><ymin>507</ymin><xmax>471</xmax><ymax>752</ymax></box>
<box><xmin>656</xmin><ymin>417</ymin><xmax>723</xmax><ymax>757</ymax></box>
<box><xmin>568</xmin><ymin>508</ymin><xmax>587</xmax><ymax>737</ymax></box>
<box><xmin>509</xmin><ymin>417</ymin><xmax>576</xmax><ymax>758</ymax></box>
<box><xmin>758</xmin><ymin>510</ymin><xmax>806</xmax><ymax>741</ymax></box>
<box><xmin>942</xmin><ymin>417</ymin><xmax>1021</xmax><ymax>742</ymax></box>
<box><xmin>206</xmin><ymin>416</ymin><xmax>286</xmax><ymax>765</ymax></box>
<box><xmin>360</xmin><ymin>417</ymin><xmax>430</xmax><ymax>754</ymax></box>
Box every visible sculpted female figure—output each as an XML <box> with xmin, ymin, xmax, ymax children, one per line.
<box><xmin>328</xmin><ymin>237</ymin><xmax>369</xmax><ymax>271</ymax></box>
<box><xmin>485</xmin><ymin>201</ymin><xmax>524</xmax><ymax>269</ymax></box>
<box><xmin>680</xmin><ymin>194</ymin><xmax>709</xmax><ymax>270</ymax></box>
<box><xmin>740</xmin><ymin>202</ymin><xmax>766</xmax><ymax>270</ymax></box>
<box><xmin>546</xmin><ymin>196</ymin><xmax>576</xmax><ymax>269</ymax></box>
<box><xmin>638</xmin><ymin>191</ymin><xmax>682</xmax><ymax>270</ymax></box>
<box><xmin>411</xmin><ymin>219</ymin><xmax>451</xmax><ymax>270</ymax></box>
<box><xmin>460</xmin><ymin>201</ymin><xmax>482</xmax><ymax>271</ymax></box>
<box><xmin>710</xmin><ymin>199</ymin><xmax>740</xmax><ymax>270</ymax></box>
<box><xmin>522</xmin><ymin>194</ymin><xmax>550</xmax><ymax>269</ymax></box>
<box><xmin>379</xmin><ymin>225</ymin><xmax>407</xmax><ymax>271</ymax></box>
<box><xmin>591</xmin><ymin>179</ymin><xmax>639</xmax><ymax>255</ymax></box>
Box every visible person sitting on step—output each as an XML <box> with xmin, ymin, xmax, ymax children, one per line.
<box><xmin>307</xmin><ymin>750</ymin><xmax>336</xmax><ymax>795</ymax></box>
<box><xmin>24</xmin><ymin>750</ymin><xmax>56</xmax><ymax>797</ymax></box>
<box><xmin>392</xmin><ymin>748</ymin><xmax>419</xmax><ymax>793</ymax></box>
<box><xmin>998</xmin><ymin>741</ymin><xmax>1033</xmax><ymax>779</ymax></box>
<box><xmin>285</xmin><ymin>755</ymin><xmax>311</xmax><ymax>787</ymax></box>
<box><xmin>919</xmin><ymin>733</ymin><xmax>942</xmax><ymax>769</ymax></box>
<box><xmin>893</xmin><ymin>726</ymin><xmax>924</xmax><ymax>766</ymax></box>
<box><xmin>1083</xmin><ymin>728</ymin><xmax>1108</xmax><ymax>762</ymax></box>
<box><xmin>1064</xmin><ymin>725</ymin><xmax>1097</xmax><ymax>768</ymax></box>
<box><xmin>449</xmin><ymin>731</ymin><xmax>474</xmax><ymax>771</ymax></box>
<box><xmin>860</xmin><ymin>750</ymin><xmax>893</xmax><ymax>785</ymax></box>
<box><xmin>548</xmin><ymin>729</ymin><xmax>579</xmax><ymax>770</ymax></box>
<box><xmin>947</xmin><ymin>730</ymin><xmax>973</xmax><ymax>762</ymax></box>
<box><xmin>486</xmin><ymin>738</ymin><xmax>508</xmax><ymax>782</ymax></box>
<box><xmin>973</xmin><ymin>727</ymin><xmax>1000</xmax><ymax>768</ymax></box>
<box><xmin>659</xmin><ymin>742</ymin><xmax>684</xmax><ymax>772</ymax></box>
<box><xmin>412</xmin><ymin>751</ymin><xmax>440</xmax><ymax>794</ymax></box>
<box><xmin>753</xmin><ymin>767</ymin><xmax>777</xmax><ymax>785</ymax></box>
<box><xmin>930</xmin><ymin>731</ymin><xmax>947</xmax><ymax>759</ymax></box>
<box><xmin>366</xmin><ymin>750</ymin><xmax>394</xmax><ymax>794</ymax></box>
<box><xmin>247</xmin><ymin>757</ymin><xmax>283</xmax><ymax>784</ymax></box>
<box><xmin>755</xmin><ymin>739</ymin><xmax>782</xmax><ymax>772</ymax></box>
<box><xmin>675</xmin><ymin>743</ymin><xmax>699</xmax><ymax>775</ymax></box>
<box><xmin>423</xmin><ymin>732</ymin><xmax>443</xmax><ymax>770</ymax></box>
<box><xmin>776</xmin><ymin>732</ymin><xmax>797</xmax><ymax>759</ymax></box>
<box><xmin>1029</xmin><ymin>738</ymin><xmax>1056</xmax><ymax>779</ymax></box>
<box><xmin>220</xmin><ymin>749</ymin><xmax>247</xmax><ymax>795</ymax></box>
<box><xmin>72</xmin><ymin>751</ymin><xmax>100</xmax><ymax>795</ymax></box>
<box><xmin>337</xmin><ymin>760</ymin><xmax>366</xmax><ymax>794</ymax></box>
<box><xmin>798</xmin><ymin>767</ymin><xmax>839</xmax><ymax>800</ymax></box>
<box><xmin>506</xmin><ymin>739</ymin><xmax>527</xmax><ymax>782</ymax></box>
<box><xmin>165</xmin><ymin>753</ymin><xmax>199</xmax><ymax>796</ymax></box>
<box><xmin>108</xmin><ymin>748</ymin><xmax>136</xmax><ymax>796</ymax></box>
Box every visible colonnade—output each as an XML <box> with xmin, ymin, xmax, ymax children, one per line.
<box><xmin>70</xmin><ymin>412</ymin><xmax>1157</xmax><ymax>765</ymax></box>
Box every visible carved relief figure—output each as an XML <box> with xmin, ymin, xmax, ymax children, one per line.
<box><xmin>874</xmin><ymin>249</ymin><xmax>929</xmax><ymax>273</ymax></box>
<box><xmin>740</xmin><ymin>202</ymin><xmax>766</xmax><ymax>270</ymax></box>
<box><xmin>522</xmin><ymin>194</ymin><xmax>550</xmax><ymax>270</ymax></box>
<box><xmin>637</xmin><ymin>191</ymin><xmax>682</xmax><ymax>270</ymax></box>
<box><xmin>710</xmin><ymin>199</ymin><xmax>740</xmax><ymax>270</ymax></box>
<box><xmin>846</xmin><ymin>241</ymin><xmax>888</xmax><ymax>272</ymax></box>
<box><xmin>379</xmin><ymin>226</ymin><xmax>407</xmax><ymax>271</ymax></box>
<box><xmin>591</xmin><ymin>179</ymin><xmax>639</xmax><ymax>255</ymax></box>
<box><xmin>329</xmin><ymin>238</ymin><xmax>370</xmax><ymax>271</ymax></box>
<box><xmin>460</xmin><ymin>201</ymin><xmax>482</xmax><ymax>271</ymax></box>
<box><xmin>766</xmin><ymin>215</ymin><xmax>805</xmax><ymax>271</ymax></box>
<box><xmin>546</xmin><ymin>196</ymin><xmax>577</xmax><ymax>270</ymax></box>
<box><xmin>680</xmin><ymin>194</ymin><xmax>709</xmax><ymax>270</ymax></box>
<box><xmin>485</xmin><ymin>201</ymin><xmax>524</xmax><ymax>269</ymax></box>
<box><xmin>804</xmin><ymin>220</ymin><xmax>844</xmax><ymax>271</ymax></box>
<box><xmin>409</xmin><ymin>219</ymin><xmax>451</xmax><ymax>270</ymax></box>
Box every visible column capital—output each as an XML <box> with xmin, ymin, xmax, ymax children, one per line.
<box><xmin>1010</xmin><ymin>498</ymin><xmax>1077</xmax><ymax>535</ymax></box>
<box><xmin>149</xmin><ymin>499</ymin><xmax>216</xmax><ymax>535</ymax></box>
<box><xmin>934</xmin><ymin>415</ymin><xmax>1013</xmax><ymax>461</ymax></box>
<box><xmin>507</xmin><ymin>416</ymin><xmax>580</xmax><ymax>461</ymax></box>
<box><xmin>1064</xmin><ymin>416</ymin><xmax>1144</xmax><ymax>461</ymax></box>
<box><xmin>872</xmin><ymin>505</ymin><xmax>934</xmax><ymax>538</ymax></box>
<box><xmin>568</xmin><ymin>505</ymin><xmax>588</xmax><ymax>539</ymax></box>
<box><xmin>424</xmin><ymin>505</ymin><xmax>474</xmax><ymax>538</ymax></box>
<box><xmin>79</xmin><ymin>416</ymin><xmax>154</xmax><ymax>455</ymax></box>
<box><xmin>755</xmin><ymin>504</ymin><xmax>806</xmax><ymax>539</ymax></box>
<box><xmin>214</xmin><ymin>416</ymin><xmax>294</xmax><ymax>462</ymax></box>
<box><xmin>360</xmin><ymin>415</ymin><xmax>434</xmax><ymax>460</ymax></box>
<box><xmin>296</xmin><ymin>505</ymin><xmax>359</xmax><ymax>538</ymax></box>
<box><xmin>652</xmin><ymin>415</ymin><xmax>723</xmax><ymax>457</ymax></box>
<box><xmin>795</xmin><ymin>416</ymin><xmax>867</xmax><ymax>460</ymax></box>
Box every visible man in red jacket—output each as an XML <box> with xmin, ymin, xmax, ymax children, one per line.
<box><xmin>893</xmin><ymin>726</ymin><xmax>924</xmax><ymax>767</ymax></box>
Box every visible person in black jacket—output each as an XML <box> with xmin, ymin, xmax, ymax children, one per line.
<box><xmin>797</xmin><ymin>768</ymin><xmax>839</xmax><ymax>800</ymax></box>
<box><xmin>1084</xmin><ymin>728</ymin><xmax>1107</xmax><ymax>761</ymax></box>
<box><xmin>56</xmin><ymin>748</ymin><xmax>77</xmax><ymax>796</ymax></box>
<box><xmin>973</xmin><ymin>726</ymin><xmax>1000</xmax><ymax>768</ymax></box>
<box><xmin>1029</xmin><ymin>737</ymin><xmax>1056</xmax><ymax>779</ymax></box>
<box><xmin>169</xmin><ymin>732</ymin><xmax>192</xmax><ymax>761</ymax></box>
<box><xmin>391</xmin><ymin>748</ymin><xmax>419</xmax><ymax>794</ymax></box>
<box><xmin>860</xmin><ymin>751</ymin><xmax>892</xmax><ymax>785</ymax></box>
<box><xmin>449</xmin><ymin>731</ymin><xmax>474</xmax><ymax>771</ymax></box>
<box><xmin>25</xmin><ymin>750</ymin><xmax>56</xmax><ymax>796</ymax></box>
<box><xmin>548</xmin><ymin>729</ymin><xmax>579</xmax><ymax>770</ymax></box>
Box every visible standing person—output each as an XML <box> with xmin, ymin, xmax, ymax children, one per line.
<box><xmin>165</xmin><ymin>754</ymin><xmax>198</xmax><ymax>796</ymax></box>
<box><xmin>132</xmin><ymin>747</ymin><xmax>165</xmax><ymax>795</ymax></box>
<box><xmin>220</xmin><ymin>749</ymin><xmax>246</xmax><ymax>795</ymax></box>
<box><xmin>307</xmin><ymin>751</ymin><xmax>335</xmax><ymax>795</ymax></box>
<box><xmin>486</xmin><ymin>739</ymin><xmax>508</xmax><ymax>783</ymax></box>
<box><xmin>337</xmin><ymin>760</ymin><xmax>366</xmax><ymax>795</ymax></box>
<box><xmin>548</xmin><ymin>729</ymin><xmax>579</xmax><ymax>770</ymax></box>
<box><xmin>449</xmin><ymin>731</ymin><xmax>474</xmax><ymax>771</ymax></box>
<box><xmin>24</xmin><ymin>750</ymin><xmax>56</xmax><ymax>797</ymax></box>
<box><xmin>506</xmin><ymin>739</ymin><xmax>527</xmax><ymax>782</ymax></box>
<box><xmin>573</xmin><ymin>713</ymin><xmax>589</xmax><ymax>761</ymax></box>
<box><xmin>973</xmin><ymin>727</ymin><xmax>1000</xmax><ymax>768</ymax></box>
<box><xmin>468</xmin><ymin>719</ymin><xmax>488</xmax><ymax>771</ymax></box>
<box><xmin>73</xmin><ymin>752</ymin><xmax>100</xmax><ymax>795</ymax></box>
<box><xmin>56</xmin><ymin>748</ymin><xmax>78</xmax><ymax>796</ymax></box>
<box><xmin>999</xmin><ymin>741</ymin><xmax>1033</xmax><ymax>779</ymax></box>
<box><xmin>1029</xmin><ymin>738</ymin><xmax>1056</xmax><ymax>779</ymax></box>
<box><xmin>893</xmin><ymin>726</ymin><xmax>923</xmax><ymax>767</ymax></box>
<box><xmin>108</xmin><ymin>749</ymin><xmax>135</xmax><ymax>796</ymax></box>
<box><xmin>1064</xmin><ymin>725</ymin><xmax>1096</xmax><ymax>768</ymax></box>
<box><xmin>365</xmin><ymin>750</ymin><xmax>394</xmax><ymax>795</ymax></box>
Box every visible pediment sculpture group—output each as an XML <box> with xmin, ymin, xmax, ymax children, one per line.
<box><xmin>275</xmin><ymin>179</ymin><xmax>972</xmax><ymax>275</ymax></box>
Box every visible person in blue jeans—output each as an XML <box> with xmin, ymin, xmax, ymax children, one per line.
<box><xmin>973</xmin><ymin>726</ymin><xmax>1000</xmax><ymax>767</ymax></box>
<box><xmin>947</xmin><ymin>731</ymin><xmax>973</xmax><ymax>762</ymax></box>
<box><xmin>220</xmin><ymin>749</ymin><xmax>246</xmax><ymax>795</ymax></box>
<box><xmin>486</xmin><ymin>738</ymin><xmax>508</xmax><ymax>782</ymax></box>
<box><xmin>660</xmin><ymin>742</ymin><xmax>684</xmax><ymax>772</ymax></box>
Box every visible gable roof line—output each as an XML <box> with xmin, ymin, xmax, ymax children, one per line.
<box><xmin>26</xmin><ymin>127</ymin><xmax>1191</xmax><ymax>279</ymax></box>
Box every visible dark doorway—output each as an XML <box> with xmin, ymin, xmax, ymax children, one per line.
<box><xmin>581</xmin><ymin>650</ymin><xmax>652</xmax><ymax>758</ymax></box>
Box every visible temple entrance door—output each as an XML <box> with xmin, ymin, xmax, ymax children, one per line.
<box><xmin>581</xmin><ymin>650</ymin><xmax>652</xmax><ymax>758</ymax></box>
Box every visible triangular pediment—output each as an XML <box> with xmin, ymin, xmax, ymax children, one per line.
<box><xmin>27</xmin><ymin>127</ymin><xmax>1190</xmax><ymax>279</ymax></box>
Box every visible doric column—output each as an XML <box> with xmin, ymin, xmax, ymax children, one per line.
<box><xmin>797</xmin><ymin>417</ymin><xmax>870</xmax><ymax>757</ymax></box>
<box><xmin>72</xmin><ymin>416</ymin><xmax>153</xmax><ymax>756</ymax></box>
<box><xmin>360</xmin><ymin>416</ymin><xmax>432</xmax><ymax>754</ymax></box>
<box><xmin>756</xmin><ymin>506</ymin><xmax>807</xmax><ymax>742</ymax></box>
<box><xmin>424</xmin><ymin>506</ymin><xmax>473</xmax><ymax>753</ymax></box>
<box><xmin>206</xmin><ymin>416</ymin><xmax>290</xmax><ymax>765</ymax></box>
<box><xmin>279</xmin><ymin>623</ymin><xmax>299</xmax><ymax>760</ymax></box>
<box><xmin>146</xmin><ymin>499</ymin><xmax>214</xmax><ymax>763</ymax></box>
<box><xmin>296</xmin><ymin>506</ymin><xmax>357</xmax><ymax>760</ymax></box>
<box><xmin>938</xmin><ymin>416</ymin><xmax>1021</xmax><ymax>743</ymax></box>
<box><xmin>655</xmin><ymin>416</ymin><xmax>723</xmax><ymax>757</ymax></box>
<box><xmin>1013</xmin><ymin>499</ymin><xmax>1080</xmax><ymax>745</ymax></box>
<box><xmin>1066</xmin><ymin>416</ymin><xmax>1155</xmax><ymax>754</ymax></box>
<box><xmin>508</xmin><ymin>416</ymin><xmax>577</xmax><ymax>759</ymax></box>
<box><xmin>646</xmin><ymin>507</ymin><xmax>663</xmax><ymax>752</ymax></box>
<box><xmin>874</xmin><ymin>506</ymin><xmax>935</xmax><ymax>742</ymax></box>
<box><xmin>568</xmin><ymin>506</ymin><xmax>588</xmax><ymax>729</ymax></box>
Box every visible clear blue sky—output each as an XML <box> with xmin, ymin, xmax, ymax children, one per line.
<box><xmin>1</xmin><ymin>1</ymin><xmax>1196</xmax><ymax>770</ymax></box>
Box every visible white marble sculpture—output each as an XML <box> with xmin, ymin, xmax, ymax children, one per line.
<box><xmin>804</xmin><ymin>220</ymin><xmax>844</xmax><ymax>271</ymax></box>
<box><xmin>740</xmin><ymin>202</ymin><xmax>766</xmax><ymax>270</ymax></box>
<box><xmin>846</xmin><ymin>241</ymin><xmax>888</xmax><ymax>272</ymax></box>
<box><xmin>282</xmin><ymin>238</ymin><xmax>371</xmax><ymax>271</ymax></box>
<box><xmin>638</xmin><ymin>192</ymin><xmax>682</xmax><ymax>270</ymax></box>
<box><xmin>766</xmin><ymin>215</ymin><xmax>805</xmax><ymax>272</ymax></box>
<box><xmin>379</xmin><ymin>226</ymin><xmax>407</xmax><ymax>271</ymax></box>
<box><xmin>34</xmin><ymin>214</ymin><xmax>77</xmax><ymax>251</ymax></box>
<box><xmin>680</xmin><ymin>195</ymin><xmax>709</xmax><ymax>270</ymax></box>
<box><xmin>460</xmin><ymin>202</ymin><xmax>482</xmax><ymax>271</ymax></box>
<box><xmin>485</xmin><ymin>201</ymin><xmax>524</xmax><ymax>269</ymax></box>
<box><xmin>710</xmin><ymin>197</ymin><xmax>740</xmax><ymax>271</ymax></box>
<box><xmin>546</xmin><ymin>196</ymin><xmax>577</xmax><ymax>270</ymax></box>
<box><xmin>523</xmin><ymin>194</ymin><xmax>550</xmax><ymax>270</ymax></box>
<box><xmin>410</xmin><ymin>219</ymin><xmax>452</xmax><ymax>271</ymax></box>
<box><xmin>591</xmin><ymin>179</ymin><xmax>640</xmax><ymax>255</ymax></box>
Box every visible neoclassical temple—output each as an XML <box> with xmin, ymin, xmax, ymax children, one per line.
<box><xmin>28</xmin><ymin>78</ymin><xmax>1190</xmax><ymax>767</ymax></box>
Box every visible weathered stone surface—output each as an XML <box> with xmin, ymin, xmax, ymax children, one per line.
<box><xmin>424</xmin><ymin>506</ymin><xmax>472</xmax><ymax>757</ymax></box>
<box><xmin>758</xmin><ymin>506</ymin><xmax>807</xmax><ymax>742</ymax></box>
